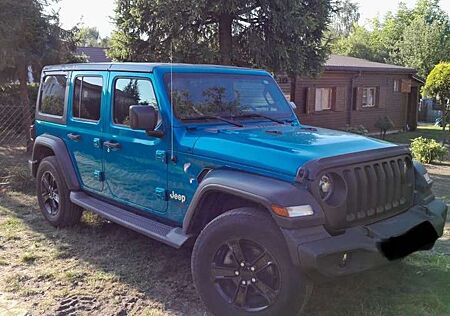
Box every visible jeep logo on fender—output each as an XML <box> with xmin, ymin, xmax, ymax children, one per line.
<box><xmin>169</xmin><ymin>191</ymin><xmax>186</xmax><ymax>203</ymax></box>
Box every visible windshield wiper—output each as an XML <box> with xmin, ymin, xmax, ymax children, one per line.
<box><xmin>232</xmin><ymin>113</ymin><xmax>285</xmax><ymax>124</ymax></box>
<box><xmin>186</xmin><ymin>115</ymin><xmax>243</xmax><ymax>127</ymax></box>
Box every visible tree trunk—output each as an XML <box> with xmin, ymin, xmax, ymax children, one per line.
<box><xmin>17</xmin><ymin>62</ymin><xmax>33</xmax><ymax>152</ymax></box>
<box><xmin>218</xmin><ymin>14</ymin><xmax>233</xmax><ymax>65</ymax></box>
<box><xmin>289</xmin><ymin>75</ymin><xmax>297</xmax><ymax>103</ymax></box>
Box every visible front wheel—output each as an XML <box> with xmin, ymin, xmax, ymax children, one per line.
<box><xmin>191</xmin><ymin>208</ymin><xmax>311</xmax><ymax>316</ymax></box>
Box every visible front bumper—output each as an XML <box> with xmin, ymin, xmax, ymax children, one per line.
<box><xmin>282</xmin><ymin>199</ymin><xmax>447</xmax><ymax>280</ymax></box>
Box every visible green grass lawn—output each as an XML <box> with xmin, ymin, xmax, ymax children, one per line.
<box><xmin>384</xmin><ymin>123</ymin><xmax>449</xmax><ymax>145</ymax></box>
<box><xmin>0</xmin><ymin>129</ymin><xmax>449</xmax><ymax>315</ymax></box>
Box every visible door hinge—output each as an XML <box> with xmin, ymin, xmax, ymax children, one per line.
<box><xmin>93</xmin><ymin>170</ymin><xmax>105</xmax><ymax>182</ymax></box>
<box><xmin>155</xmin><ymin>187</ymin><xmax>168</xmax><ymax>201</ymax></box>
<box><xmin>93</xmin><ymin>138</ymin><xmax>102</xmax><ymax>148</ymax></box>
<box><xmin>155</xmin><ymin>150</ymin><xmax>167</xmax><ymax>164</ymax></box>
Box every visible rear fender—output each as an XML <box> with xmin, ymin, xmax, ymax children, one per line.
<box><xmin>30</xmin><ymin>134</ymin><xmax>80</xmax><ymax>191</ymax></box>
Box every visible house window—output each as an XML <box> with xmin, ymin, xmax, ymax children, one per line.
<box><xmin>315</xmin><ymin>88</ymin><xmax>333</xmax><ymax>111</ymax></box>
<box><xmin>393</xmin><ymin>80</ymin><xmax>400</xmax><ymax>92</ymax></box>
<box><xmin>72</xmin><ymin>76</ymin><xmax>102</xmax><ymax>121</ymax></box>
<box><xmin>362</xmin><ymin>87</ymin><xmax>377</xmax><ymax>107</ymax></box>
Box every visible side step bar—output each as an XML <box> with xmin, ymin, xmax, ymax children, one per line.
<box><xmin>70</xmin><ymin>191</ymin><xmax>190</xmax><ymax>248</ymax></box>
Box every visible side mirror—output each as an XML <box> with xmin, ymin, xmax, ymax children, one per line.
<box><xmin>129</xmin><ymin>105</ymin><xmax>162</xmax><ymax>137</ymax></box>
<box><xmin>289</xmin><ymin>101</ymin><xmax>297</xmax><ymax>110</ymax></box>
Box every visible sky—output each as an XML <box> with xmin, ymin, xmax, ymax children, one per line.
<box><xmin>51</xmin><ymin>0</ymin><xmax>450</xmax><ymax>38</ymax></box>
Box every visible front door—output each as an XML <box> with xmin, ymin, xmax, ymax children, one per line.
<box><xmin>102</xmin><ymin>72</ymin><xmax>168</xmax><ymax>214</ymax></box>
<box><xmin>65</xmin><ymin>72</ymin><xmax>107</xmax><ymax>193</ymax></box>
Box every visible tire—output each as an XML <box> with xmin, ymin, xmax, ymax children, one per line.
<box><xmin>36</xmin><ymin>156</ymin><xmax>82</xmax><ymax>227</ymax></box>
<box><xmin>192</xmin><ymin>208</ymin><xmax>312</xmax><ymax>316</ymax></box>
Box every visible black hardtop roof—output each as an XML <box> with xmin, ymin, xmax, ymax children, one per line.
<box><xmin>42</xmin><ymin>62</ymin><xmax>259</xmax><ymax>73</ymax></box>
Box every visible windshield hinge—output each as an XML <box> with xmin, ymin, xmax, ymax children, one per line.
<box><xmin>155</xmin><ymin>187</ymin><xmax>168</xmax><ymax>201</ymax></box>
<box><xmin>156</xmin><ymin>150</ymin><xmax>167</xmax><ymax>164</ymax></box>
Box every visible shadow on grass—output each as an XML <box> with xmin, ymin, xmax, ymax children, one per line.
<box><xmin>1</xmin><ymin>189</ymin><xmax>449</xmax><ymax>316</ymax></box>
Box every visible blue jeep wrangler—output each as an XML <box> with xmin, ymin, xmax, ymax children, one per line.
<box><xmin>30</xmin><ymin>63</ymin><xmax>447</xmax><ymax>316</ymax></box>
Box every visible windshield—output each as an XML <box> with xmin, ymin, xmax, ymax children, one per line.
<box><xmin>163</xmin><ymin>73</ymin><xmax>292</xmax><ymax>121</ymax></box>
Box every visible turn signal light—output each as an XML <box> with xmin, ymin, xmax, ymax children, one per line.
<box><xmin>271</xmin><ymin>205</ymin><xmax>314</xmax><ymax>218</ymax></box>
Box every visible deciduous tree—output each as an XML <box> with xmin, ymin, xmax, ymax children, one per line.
<box><xmin>329</xmin><ymin>0</ymin><xmax>360</xmax><ymax>37</ymax></box>
<box><xmin>396</xmin><ymin>18</ymin><xmax>450</xmax><ymax>77</ymax></box>
<box><xmin>73</xmin><ymin>24</ymin><xmax>110</xmax><ymax>48</ymax></box>
<box><xmin>0</xmin><ymin>0</ymin><xmax>80</xmax><ymax>150</ymax></box>
<box><xmin>423</xmin><ymin>62</ymin><xmax>450</xmax><ymax>131</ymax></box>
<box><xmin>331</xmin><ymin>0</ymin><xmax>450</xmax><ymax>77</ymax></box>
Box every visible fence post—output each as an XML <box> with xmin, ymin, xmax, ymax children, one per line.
<box><xmin>18</xmin><ymin>67</ymin><xmax>33</xmax><ymax>152</ymax></box>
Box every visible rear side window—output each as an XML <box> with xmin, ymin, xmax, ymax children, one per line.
<box><xmin>113</xmin><ymin>78</ymin><xmax>160</xmax><ymax>126</ymax></box>
<box><xmin>72</xmin><ymin>76</ymin><xmax>102</xmax><ymax>121</ymax></box>
<box><xmin>39</xmin><ymin>75</ymin><xmax>67</xmax><ymax>116</ymax></box>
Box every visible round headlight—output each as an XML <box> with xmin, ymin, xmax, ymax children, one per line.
<box><xmin>319</xmin><ymin>174</ymin><xmax>333</xmax><ymax>199</ymax></box>
<box><xmin>318</xmin><ymin>172</ymin><xmax>346</xmax><ymax>206</ymax></box>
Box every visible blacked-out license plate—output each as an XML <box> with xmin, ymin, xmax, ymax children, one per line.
<box><xmin>378</xmin><ymin>221</ymin><xmax>438</xmax><ymax>260</ymax></box>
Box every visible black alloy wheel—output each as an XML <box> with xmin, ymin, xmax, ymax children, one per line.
<box><xmin>212</xmin><ymin>239</ymin><xmax>281</xmax><ymax>312</ymax></box>
<box><xmin>36</xmin><ymin>156</ymin><xmax>82</xmax><ymax>227</ymax></box>
<box><xmin>192</xmin><ymin>208</ymin><xmax>312</xmax><ymax>316</ymax></box>
<box><xmin>40</xmin><ymin>170</ymin><xmax>60</xmax><ymax>217</ymax></box>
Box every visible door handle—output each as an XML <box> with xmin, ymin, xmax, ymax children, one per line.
<box><xmin>67</xmin><ymin>133</ymin><xmax>81</xmax><ymax>141</ymax></box>
<box><xmin>103</xmin><ymin>140</ymin><xmax>121</xmax><ymax>152</ymax></box>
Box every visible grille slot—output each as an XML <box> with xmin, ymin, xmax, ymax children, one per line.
<box><xmin>314</xmin><ymin>154</ymin><xmax>414</xmax><ymax>229</ymax></box>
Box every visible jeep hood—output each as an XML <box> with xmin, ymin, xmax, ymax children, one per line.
<box><xmin>191</xmin><ymin>124</ymin><xmax>396</xmax><ymax>178</ymax></box>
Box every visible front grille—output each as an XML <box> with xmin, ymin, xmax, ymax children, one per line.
<box><xmin>342</xmin><ymin>156</ymin><xmax>414</xmax><ymax>224</ymax></box>
<box><xmin>308</xmin><ymin>153</ymin><xmax>415</xmax><ymax>229</ymax></box>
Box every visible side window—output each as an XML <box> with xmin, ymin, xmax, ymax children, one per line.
<box><xmin>113</xmin><ymin>78</ymin><xmax>160</xmax><ymax>126</ymax></box>
<box><xmin>315</xmin><ymin>88</ymin><xmax>334</xmax><ymax>111</ymax></box>
<box><xmin>393</xmin><ymin>80</ymin><xmax>400</xmax><ymax>92</ymax></box>
<box><xmin>72</xmin><ymin>76</ymin><xmax>102</xmax><ymax>121</ymax></box>
<box><xmin>39</xmin><ymin>75</ymin><xmax>67</xmax><ymax>116</ymax></box>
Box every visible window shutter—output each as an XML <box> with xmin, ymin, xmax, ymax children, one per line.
<box><xmin>354</xmin><ymin>87</ymin><xmax>362</xmax><ymax>111</ymax></box>
<box><xmin>334</xmin><ymin>86</ymin><xmax>346</xmax><ymax>112</ymax></box>
<box><xmin>306</xmin><ymin>87</ymin><xmax>315</xmax><ymax>114</ymax></box>
<box><xmin>378</xmin><ymin>86</ymin><xmax>388</xmax><ymax>108</ymax></box>
<box><xmin>401</xmin><ymin>79</ymin><xmax>412</xmax><ymax>93</ymax></box>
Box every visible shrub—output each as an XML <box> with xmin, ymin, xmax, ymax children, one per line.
<box><xmin>344</xmin><ymin>124</ymin><xmax>368</xmax><ymax>135</ymax></box>
<box><xmin>374</xmin><ymin>115</ymin><xmax>394</xmax><ymax>139</ymax></box>
<box><xmin>410</xmin><ymin>137</ymin><xmax>448</xmax><ymax>164</ymax></box>
<box><xmin>0</xmin><ymin>83</ymin><xmax>39</xmax><ymax>105</ymax></box>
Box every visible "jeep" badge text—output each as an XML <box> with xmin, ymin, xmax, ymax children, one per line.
<box><xmin>169</xmin><ymin>191</ymin><xmax>186</xmax><ymax>203</ymax></box>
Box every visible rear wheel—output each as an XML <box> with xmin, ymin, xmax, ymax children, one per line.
<box><xmin>36</xmin><ymin>156</ymin><xmax>82</xmax><ymax>227</ymax></box>
<box><xmin>192</xmin><ymin>208</ymin><xmax>311</xmax><ymax>316</ymax></box>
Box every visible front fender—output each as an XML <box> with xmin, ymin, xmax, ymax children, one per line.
<box><xmin>182</xmin><ymin>169</ymin><xmax>325</xmax><ymax>234</ymax></box>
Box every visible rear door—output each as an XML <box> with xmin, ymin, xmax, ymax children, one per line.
<box><xmin>65</xmin><ymin>71</ymin><xmax>107</xmax><ymax>193</ymax></box>
<box><xmin>102</xmin><ymin>72</ymin><xmax>168</xmax><ymax>215</ymax></box>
